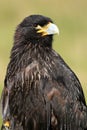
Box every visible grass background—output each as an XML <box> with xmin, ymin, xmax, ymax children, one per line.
<box><xmin>0</xmin><ymin>0</ymin><xmax>87</xmax><ymax>126</ymax></box>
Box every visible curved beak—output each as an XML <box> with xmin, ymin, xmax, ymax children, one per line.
<box><xmin>36</xmin><ymin>22</ymin><xmax>59</xmax><ymax>36</ymax></box>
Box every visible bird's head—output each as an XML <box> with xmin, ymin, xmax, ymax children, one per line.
<box><xmin>14</xmin><ymin>15</ymin><xmax>59</xmax><ymax>47</ymax></box>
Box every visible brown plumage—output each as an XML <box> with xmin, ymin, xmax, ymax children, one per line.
<box><xmin>1</xmin><ymin>14</ymin><xmax>87</xmax><ymax>130</ymax></box>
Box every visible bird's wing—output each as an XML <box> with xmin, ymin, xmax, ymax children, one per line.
<box><xmin>43</xmin><ymin>79</ymin><xmax>87</xmax><ymax>130</ymax></box>
<box><xmin>1</xmin><ymin>60</ymin><xmax>44</xmax><ymax>129</ymax></box>
<box><xmin>1</xmin><ymin>85</ymin><xmax>10</xmax><ymax>120</ymax></box>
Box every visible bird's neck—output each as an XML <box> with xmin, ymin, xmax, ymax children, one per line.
<box><xmin>7</xmin><ymin>42</ymin><xmax>52</xmax><ymax>79</ymax></box>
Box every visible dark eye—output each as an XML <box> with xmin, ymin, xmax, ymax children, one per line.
<box><xmin>34</xmin><ymin>20</ymin><xmax>50</xmax><ymax>28</ymax></box>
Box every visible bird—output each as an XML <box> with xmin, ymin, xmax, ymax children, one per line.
<box><xmin>1</xmin><ymin>14</ymin><xmax>87</xmax><ymax>130</ymax></box>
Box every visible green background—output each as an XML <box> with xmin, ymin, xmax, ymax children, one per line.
<box><xmin>0</xmin><ymin>0</ymin><xmax>87</xmax><ymax>126</ymax></box>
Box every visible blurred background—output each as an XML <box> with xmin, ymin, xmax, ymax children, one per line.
<box><xmin>0</xmin><ymin>0</ymin><xmax>87</xmax><ymax>126</ymax></box>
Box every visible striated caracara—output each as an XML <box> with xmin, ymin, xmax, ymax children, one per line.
<box><xmin>1</xmin><ymin>15</ymin><xmax>87</xmax><ymax>130</ymax></box>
